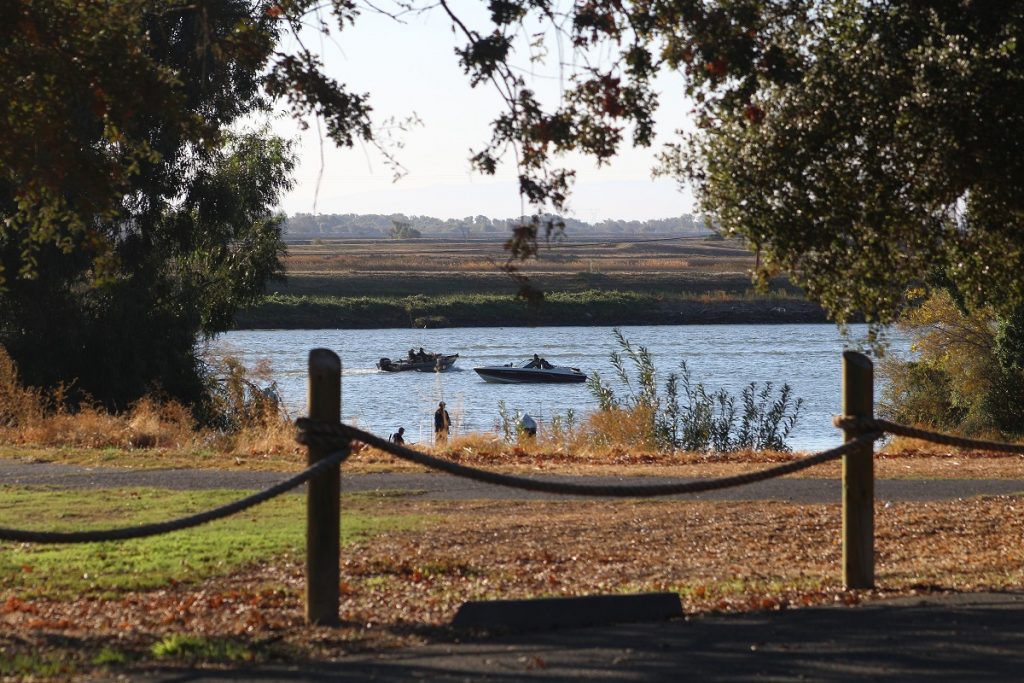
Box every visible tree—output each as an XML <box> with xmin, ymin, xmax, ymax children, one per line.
<box><xmin>880</xmin><ymin>291</ymin><xmax>1024</xmax><ymax>436</ymax></box>
<box><xmin>388</xmin><ymin>220</ymin><xmax>421</xmax><ymax>240</ymax></box>
<box><xmin>658</xmin><ymin>2</ymin><xmax>1024</xmax><ymax>326</ymax></box>
<box><xmin>1</xmin><ymin>1</ymin><xmax>299</xmax><ymax>410</ymax></box>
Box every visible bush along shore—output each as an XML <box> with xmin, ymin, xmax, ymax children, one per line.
<box><xmin>234</xmin><ymin>290</ymin><xmax>829</xmax><ymax>329</ymax></box>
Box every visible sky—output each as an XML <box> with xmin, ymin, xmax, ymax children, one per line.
<box><xmin>273</xmin><ymin>2</ymin><xmax>696</xmax><ymax>221</ymax></box>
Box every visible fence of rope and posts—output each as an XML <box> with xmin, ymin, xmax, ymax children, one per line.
<box><xmin>3</xmin><ymin>348</ymin><xmax>1024</xmax><ymax>625</ymax></box>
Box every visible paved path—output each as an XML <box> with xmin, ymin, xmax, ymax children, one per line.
<box><xmin>140</xmin><ymin>591</ymin><xmax>1024</xmax><ymax>681</ymax></box>
<box><xmin>2</xmin><ymin>459</ymin><xmax>1024</xmax><ymax>503</ymax></box>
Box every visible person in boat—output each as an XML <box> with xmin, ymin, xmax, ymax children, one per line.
<box><xmin>434</xmin><ymin>401</ymin><xmax>450</xmax><ymax>443</ymax></box>
<box><xmin>389</xmin><ymin>427</ymin><xmax>405</xmax><ymax>445</ymax></box>
<box><xmin>408</xmin><ymin>348</ymin><xmax>416</xmax><ymax>361</ymax></box>
<box><xmin>526</xmin><ymin>354</ymin><xmax>553</xmax><ymax>369</ymax></box>
<box><xmin>418</xmin><ymin>347</ymin><xmax>430</xmax><ymax>361</ymax></box>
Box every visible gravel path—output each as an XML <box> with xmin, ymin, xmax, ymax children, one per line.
<box><xmin>2</xmin><ymin>459</ymin><xmax>1023</xmax><ymax>503</ymax></box>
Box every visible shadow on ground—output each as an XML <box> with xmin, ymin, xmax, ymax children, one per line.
<box><xmin>147</xmin><ymin>591</ymin><xmax>1024</xmax><ymax>681</ymax></box>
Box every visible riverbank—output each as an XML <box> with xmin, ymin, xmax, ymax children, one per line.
<box><xmin>239</xmin><ymin>236</ymin><xmax>833</xmax><ymax>329</ymax></box>
<box><xmin>234</xmin><ymin>290</ymin><xmax>829</xmax><ymax>329</ymax></box>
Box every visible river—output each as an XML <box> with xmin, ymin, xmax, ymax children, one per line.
<box><xmin>214</xmin><ymin>324</ymin><xmax>908</xmax><ymax>451</ymax></box>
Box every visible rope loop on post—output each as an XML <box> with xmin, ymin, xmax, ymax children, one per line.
<box><xmin>296</xmin><ymin>425</ymin><xmax>352</xmax><ymax>453</ymax></box>
<box><xmin>833</xmin><ymin>414</ymin><xmax>880</xmax><ymax>435</ymax></box>
<box><xmin>834</xmin><ymin>416</ymin><xmax>1024</xmax><ymax>455</ymax></box>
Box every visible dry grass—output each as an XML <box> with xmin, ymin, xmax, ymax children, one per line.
<box><xmin>286</xmin><ymin>254</ymin><xmax>698</xmax><ymax>274</ymax></box>
<box><xmin>0</xmin><ymin>346</ymin><xmax>299</xmax><ymax>459</ymax></box>
<box><xmin>0</xmin><ymin>346</ymin><xmax>43</xmax><ymax>427</ymax></box>
<box><xmin>0</xmin><ymin>388</ymin><xmax>294</xmax><ymax>455</ymax></box>
<box><xmin>582</xmin><ymin>406</ymin><xmax>660</xmax><ymax>451</ymax></box>
<box><xmin>342</xmin><ymin>427</ymin><xmax>1024</xmax><ymax>479</ymax></box>
<box><xmin>5</xmin><ymin>419</ymin><xmax>1024</xmax><ymax>480</ymax></box>
<box><xmin>12</xmin><ymin>399</ymin><xmax>197</xmax><ymax>451</ymax></box>
<box><xmin>282</xmin><ymin>236</ymin><xmax>755</xmax><ymax>278</ymax></box>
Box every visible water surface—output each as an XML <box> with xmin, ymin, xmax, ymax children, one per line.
<box><xmin>215</xmin><ymin>325</ymin><xmax>906</xmax><ymax>450</ymax></box>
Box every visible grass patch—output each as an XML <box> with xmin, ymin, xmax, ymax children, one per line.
<box><xmin>0</xmin><ymin>652</ymin><xmax>76</xmax><ymax>679</ymax></box>
<box><xmin>236</xmin><ymin>289</ymin><xmax>822</xmax><ymax>329</ymax></box>
<box><xmin>91</xmin><ymin>647</ymin><xmax>129</xmax><ymax>666</ymax></box>
<box><xmin>151</xmin><ymin>634</ymin><xmax>254</xmax><ymax>663</ymax></box>
<box><xmin>0</xmin><ymin>443</ymin><xmax>305</xmax><ymax>471</ymax></box>
<box><xmin>0</xmin><ymin>487</ymin><xmax>420</xmax><ymax>598</ymax></box>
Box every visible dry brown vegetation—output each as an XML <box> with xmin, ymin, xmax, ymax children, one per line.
<box><xmin>6</xmin><ymin>386</ymin><xmax>1024</xmax><ymax>479</ymax></box>
<box><xmin>283</xmin><ymin>236</ymin><xmax>752</xmax><ymax>275</ymax></box>
<box><xmin>0</xmin><ymin>346</ymin><xmax>298</xmax><ymax>459</ymax></box>
<box><xmin>236</xmin><ymin>235</ymin><xmax>827</xmax><ymax>328</ymax></box>
<box><xmin>272</xmin><ymin>236</ymin><xmax>803</xmax><ymax>300</ymax></box>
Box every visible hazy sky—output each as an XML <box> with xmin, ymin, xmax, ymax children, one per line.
<box><xmin>274</xmin><ymin>3</ymin><xmax>695</xmax><ymax>221</ymax></box>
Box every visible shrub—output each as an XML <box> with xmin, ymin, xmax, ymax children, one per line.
<box><xmin>587</xmin><ymin>329</ymin><xmax>803</xmax><ymax>453</ymax></box>
<box><xmin>545</xmin><ymin>408</ymin><xmax>577</xmax><ymax>449</ymax></box>
<box><xmin>878</xmin><ymin>357</ymin><xmax>966</xmax><ymax>431</ymax></box>
<box><xmin>879</xmin><ymin>291</ymin><xmax>1024</xmax><ymax>438</ymax></box>
<box><xmin>495</xmin><ymin>400</ymin><xmax>521</xmax><ymax>444</ymax></box>
<box><xmin>200</xmin><ymin>355</ymin><xmax>285</xmax><ymax>433</ymax></box>
<box><xmin>494</xmin><ymin>402</ymin><xmax>578</xmax><ymax>450</ymax></box>
<box><xmin>0</xmin><ymin>347</ymin><xmax>292</xmax><ymax>454</ymax></box>
<box><xmin>0</xmin><ymin>345</ymin><xmax>42</xmax><ymax>428</ymax></box>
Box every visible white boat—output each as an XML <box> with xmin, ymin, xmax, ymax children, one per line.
<box><xmin>473</xmin><ymin>359</ymin><xmax>587</xmax><ymax>384</ymax></box>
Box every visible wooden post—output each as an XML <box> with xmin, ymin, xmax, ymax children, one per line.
<box><xmin>306</xmin><ymin>348</ymin><xmax>342</xmax><ymax>625</ymax></box>
<box><xmin>841</xmin><ymin>350</ymin><xmax>874</xmax><ymax>589</ymax></box>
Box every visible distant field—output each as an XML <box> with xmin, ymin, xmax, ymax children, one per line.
<box><xmin>237</xmin><ymin>236</ymin><xmax>826</xmax><ymax>329</ymax></box>
<box><xmin>282</xmin><ymin>234</ymin><xmax>754</xmax><ymax>274</ymax></box>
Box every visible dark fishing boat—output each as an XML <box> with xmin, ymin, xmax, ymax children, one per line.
<box><xmin>377</xmin><ymin>353</ymin><xmax>459</xmax><ymax>373</ymax></box>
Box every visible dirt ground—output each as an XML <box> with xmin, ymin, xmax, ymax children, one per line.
<box><xmin>4</xmin><ymin>493</ymin><xmax>1024</xmax><ymax>677</ymax></box>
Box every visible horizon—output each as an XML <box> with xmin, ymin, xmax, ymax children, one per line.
<box><xmin>281</xmin><ymin>206</ymin><xmax>704</xmax><ymax>223</ymax></box>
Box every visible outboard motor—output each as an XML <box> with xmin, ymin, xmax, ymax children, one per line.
<box><xmin>378</xmin><ymin>357</ymin><xmax>391</xmax><ymax>370</ymax></box>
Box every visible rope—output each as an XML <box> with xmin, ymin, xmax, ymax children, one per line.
<box><xmin>0</xmin><ymin>445</ymin><xmax>351</xmax><ymax>545</ymax></box>
<box><xmin>296</xmin><ymin>419</ymin><xmax>880</xmax><ymax>497</ymax></box>
<box><xmin>11</xmin><ymin>408</ymin><xmax>1011</xmax><ymax>546</ymax></box>
<box><xmin>835</xmin><ymin>416</ymin><xmax>1024</xmax><ymax>455</ymax></box>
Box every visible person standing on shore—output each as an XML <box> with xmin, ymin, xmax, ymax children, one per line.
<box><xmin>434</xmin><ymin>401</ymin><xmax>450</xmax><ymax>443</ymax></box>
<box><xmin>520</xmin><ymin>413</ymin><xmax>537</xmax><ymax>439</ymax></box>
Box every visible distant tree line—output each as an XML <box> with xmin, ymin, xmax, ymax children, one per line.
<box><xmin>283</xmin><ymin>213</ymin><xmax>711</xmax><ymax>240</ymax></box>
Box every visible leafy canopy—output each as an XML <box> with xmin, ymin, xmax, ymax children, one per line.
<box><xmin>397</xmin><ymin>1</ymin><xmax>1024</xmax><ymax>324</ymax></box>
<box><xmin>1</xmin><ymin>1</ymin><xmax>306</xmax><ymax>407</ymax></box>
